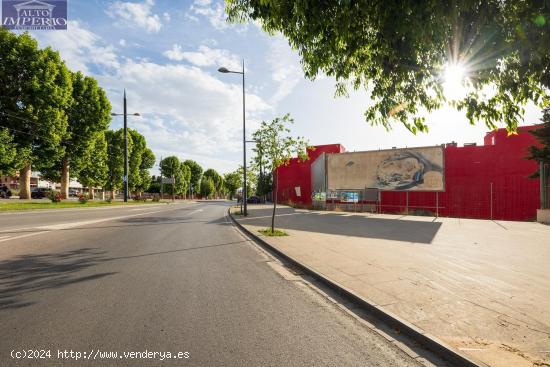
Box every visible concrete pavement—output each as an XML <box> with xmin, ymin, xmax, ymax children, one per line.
<box><xmin>0</xmin><ymin>201</ymin><xmax>422</xmax><ymax>366</ymax></box>
<box><xmin>233</xmin><ymin>204</ymin><xmax>550</xmax><ymax>367</ymax></box>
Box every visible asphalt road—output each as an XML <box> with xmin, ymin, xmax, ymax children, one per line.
<box><xmin>0</xmin><ymin>201</ymin><xmax>420</xmax><ymax>366</ymax></box>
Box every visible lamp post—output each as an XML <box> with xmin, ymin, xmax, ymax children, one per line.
<box><xmin>111</xmin><ymin>90</ymin><xmax>140</xmax><ymax>202</ymax></box>
<box><xmin>218</xmin><ymin>60</ymin><xmax>247</xmax><ymax>216</ymax></box>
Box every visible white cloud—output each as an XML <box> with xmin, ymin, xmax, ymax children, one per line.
<box><xmin>107</xmin><ymin>0</ymin><xmax>162</xmax><ymax>33</ymax></box>
<box><xmin>163</xmin><ymin>44</ymin><xmax>241</xmax><ymax>71</ymax></box>
<box><xmin>189</xmin><ymin>0</ymin><xmax>246</xmax><ymax>31</ymax></box>
<box><xmin>119</xmin><ymin>38</ymin><xmax>127</xmax><ymax>46</ymax></box>
<box><xmin>31</xmin><ymin>21</ymin><xmax>119</xmax><ymax>74</ymax></box>
<box><xmin>32</xmin><ymin>21</ymin><xmax>271</xmax><ymax>173</ymax></box>
<box><xmin>99</xmin><ymin>60</ymin><xmax>270</xmax><ymax>172</ymax></box>
<box><xmin>268</xmin><ymin>36</ymin><xmax>303</xmax><ymax>105</ymax></box>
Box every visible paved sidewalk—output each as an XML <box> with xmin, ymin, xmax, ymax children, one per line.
<box><xmin>233</xmin><ymin>205</ymin><xmax>550</xmax><ymax>367</ymax></box>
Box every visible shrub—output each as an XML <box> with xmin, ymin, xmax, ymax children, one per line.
<box><xmin>48</xmin><ymin>190</ymin><xmax>62</xmax><ymax>203</ymax></box>
<box><xmin>105</xmin><ymin>198</ymin><xmax>112</xmax><ymax>203</ymax></box>
<box><xmin>78</xmin><ymin>194</ymin><xmax>88</xmax><ymax>204</ymax></box>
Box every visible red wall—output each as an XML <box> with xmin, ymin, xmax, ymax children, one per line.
<box><xmin>276</xmin><ymin>144</ymin><xmax>345</xmax><ymax>205</ymax></box>
<box><xmin>276</xmin><ymin>126</ymin><xmax>541</xmax><ymax>221</ymax></box>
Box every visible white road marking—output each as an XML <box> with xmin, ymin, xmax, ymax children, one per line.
<box><xmin>0</xmin><ymin>235</ymin><xmax>10</xmax><ymax>240</ymax></box>
<box><xmin>0</xmin><ymin>231</ymin><xmax>49</xmax><ymax>243</ymax></box>
<box><xmin>187</xmin><ymin>209</ymin><xmax>203</xmax><ymax>215</ymax></box>
<box><xmin>0</xmin><ymin>205</ymin><xmax>191</xmax><ymax>243</ymax></box>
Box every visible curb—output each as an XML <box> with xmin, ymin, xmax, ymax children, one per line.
<box><xmin>228</xmin><ymin>208</ymin><xmax>484</xmax><ymax>367</ymax></box>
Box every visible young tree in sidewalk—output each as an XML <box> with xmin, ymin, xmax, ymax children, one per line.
<box><xmin>0</xmin><ymin>29</ymin><xmax>72</xmax><ymax>199</ymax></box>
<box><xmin>252</xmin><ymin>114</ymin><xmax>309</xmax><ymax>234</ymax></box>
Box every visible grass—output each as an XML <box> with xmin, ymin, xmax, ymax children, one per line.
<box><xmin>259</xmin><ymin>228</ymin><xmax>288</xmax><ymax>237</ymax></box>
<box><xmin>0</xmin><ymin>200</ymin><xmax>166</xmax><ymax>212</ymax></box>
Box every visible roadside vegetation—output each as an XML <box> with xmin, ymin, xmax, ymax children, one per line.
<box><xmin>0</xmin><ymin>200</ymin><xmax>164</xmax><ymax>212</ymax></box>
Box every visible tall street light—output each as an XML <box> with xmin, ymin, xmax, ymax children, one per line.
<box><xmin>111</xmin><ymin>89</ymin><xmax>140</xmax><ymax>202</ymax></box>
<box><xmin>218</xmin><ymin>60</ymin><xmax>247</xmax><ymax>216</ymax></box>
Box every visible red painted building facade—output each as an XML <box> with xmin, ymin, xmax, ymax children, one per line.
<box><xmin>275</xmin><ymin>126</ymin><xmax>541</xmax><ymax>221</ymax></box>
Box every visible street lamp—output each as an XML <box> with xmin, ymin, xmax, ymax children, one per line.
<box><xmin>111</xmin><ymin>89</ymin><xmax>140</xmax><ymax>202</ymax></box>
<box><xmin>218</xmin><ymin>60</ymin><xmax>247</xmax><ymax>216</ymax></box>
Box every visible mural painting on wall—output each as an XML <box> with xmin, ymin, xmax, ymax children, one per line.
<box><xmin>326</xmin><ymin>146</ymin><xmax>445</xmax><ymax>192</ymax></box>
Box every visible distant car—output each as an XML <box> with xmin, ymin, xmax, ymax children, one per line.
<box><xmin>247</xmin><ymin>196</ymin><xmax>261</xmax><ymax>204</ymax></box>
<box><xmin>69</xmin><ymin>189</ymin><xmax>79</xmax><ymax>197</ymax></box>
<box><xmin>0</xmin><ymin>185</ymin><xmax>11</xmax><ymax>199</ymax></box>
<box><xmin>31</xmin><ymin>187</ymin><xmax>52</xmax><ymax>199</ymax></box>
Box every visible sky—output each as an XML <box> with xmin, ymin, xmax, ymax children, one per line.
<box><xmin>11</xmin><ymin>0</ymin><xmax>543</xmax><ymax>174</ymax></box>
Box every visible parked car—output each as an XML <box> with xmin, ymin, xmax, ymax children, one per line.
<box><xmin>0</xmin><ymin>185</ymin><xmax>11</xmax><ymax>199</ymax></box>
<box><xmin>69</xmin><ymin>189</ymin><xmax>79</xmax><ymax>197</ymax></box>
<box><xmin>247</xmin><ymin>196</ymin><xmax>261</xmax><ymax>204</ymax></box>
<box><xmin>31</xmin><ymin>187</ymin><xmax>52</xmax><ymax>199</ymax></box>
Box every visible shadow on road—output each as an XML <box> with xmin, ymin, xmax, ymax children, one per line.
<box><xmin>239</xmin><ymin>207</ymin><xmax>443</xmax><ymax>244</ymax></box>
<box><xmin>0</xmin><ymin>248</ymin><xmax>115</xmax><ymax>310</ymax></box>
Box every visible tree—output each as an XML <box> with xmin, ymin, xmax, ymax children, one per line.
<box><xmin>105</xmin><ymin>129</ymin><xmax>132</xmax><ymax>199</ymax></box>
<box><xmin>137</xmin><ymin>148</ymin><xmax>156</xmax><ymax>196</ymax></box>
<box><xmin>77</xmin><ymin>132</ymin><xmax>108</xmax><ymax>199</ymax></box>
<box><xmin>223</xmin><ymin>170</ymin><xmax>242</xmax><ymax>200</ymax></box>
<box><xmin>200</xmin><ymin>177</ymin><xmax>215</xmax><ymax>199</ymax></box>
<box><xmin>252</xmin><ymin>114</ymin><xmax>309</xmax><ymax>232</ymax></box>
<box><xmin>0</xmin><ymin>128</ymin><xmax>17</xmax><ymax>176</ymax></box>
<box><xmin>127</xmin><ymin>129</ymin><xmax>147</xmax><ymax>194</ymax></box>
<box><xmin>183</xmin><ymin>160</ymin><xmax>203</xmax><ymax>197</ymax></box>
<box><xmin>227</xmin><ymin>1</ymin><xmax>550</xmax><ymax>133</ymax></box>
<box><xmin>528</xmin><ymin>107</ymin><xmax>550</xmax><ymax>177</ymax></box>
<box><xmin>41</xmin><ymin>71</ymin><xmax>111</xmax><ymax>198</ymax></box>
<box><xmin>160</xmin><ymin>156</ymin><xmax>190</xmax><ymax>196</ymax></box>
<box><xmin>203</xmin><ymin>168</ymin><xmax>223</xmax><ymax>198</ymax></box>
<box><xmin>250</xmin><ymin>135</ymin><xmax>272</xmax><ymax>199</ymax></box>
<box><xmin>0</xmin><ymin>28</ymin><xmax>73</xmax><ymax>198</ymax></box>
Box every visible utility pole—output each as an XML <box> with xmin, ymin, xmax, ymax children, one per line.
<box><xmin>242</xmin><ymin>60</ymin><xmax>247</xmax><ymax>216</ymax></box>
<box><xmin>160</xmin><ymin>156</ymin><xmax>163</xmax><ymax>201</ymax></box>
<box><xmin>123</xmin><ymin>90</ymin><xmax>128</xmax><ymax>202</ymax></box>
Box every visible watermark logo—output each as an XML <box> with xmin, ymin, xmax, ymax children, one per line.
<box><xmin>2</xmin><ymin>0</ymin><xmax>67</xmax><ymax>30</ymax></box>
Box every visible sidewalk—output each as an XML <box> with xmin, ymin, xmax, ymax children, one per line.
<box><xmin>232</xmin><ymin>205</ymin><xmax>550</xmax><ymax>367</ymax></box>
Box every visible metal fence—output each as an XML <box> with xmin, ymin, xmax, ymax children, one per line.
<box><xmin>308</xmin><ymin>177</ymin><xmax>540</xmax><ymax>221</ymax></box>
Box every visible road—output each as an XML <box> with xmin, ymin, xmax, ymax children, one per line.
<box><xmin>0</xmin><ymin>201</ymin><xmax>420</xmax><ymax>366</ymax></box>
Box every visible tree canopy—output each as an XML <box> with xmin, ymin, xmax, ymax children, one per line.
<box><xmin>227</xmin><ymin>1</ymin><xmax>550</xmax><ymax>133</ymax></box>
<box><xmin>183</xmin><ymin>160</ymin><xmax>203</xmax><ymax>194</ymax></box>
<box><xmin>0</xmin><ymin>28</ymin><xmax>72</xmax><ymax>197</ymax></box>
<box><xmin>528</xmin><ymin>107</ymin><xmax>550</xmax><ymax>176</ymax></box>
<box><xmin>203</xmin><ymin>168</ymin><xmax>223</xmax><ymax>197</ymax></box>
<box><xmin>223</xmin><ymin>170</ymin><xmax>242</xmax><ymax>199</ymax></box>
<box><xmin>0</xmin><ymin>128</ymin><xmax>17</xmax><ymax>176</ymax></box>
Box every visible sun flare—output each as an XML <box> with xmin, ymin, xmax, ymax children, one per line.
<box><xmin>443</xmin><ymin>62</ymin><xmax>468</xmax><ymax>101</ymax></box>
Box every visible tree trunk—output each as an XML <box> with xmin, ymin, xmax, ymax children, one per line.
<box><xmin>89</xmin><ymin>187</ymin><xmax>95</xmax><ymax>200</ymax></box>
<box><xmin>101</xmin><ymin>190</ymin><xmax>105</xmax><ymax>200</ymax></box>
<box><xmin>19</xmin><ymin>163</ymin><xmax>32</xmax><ymax>200</ymax></box>
<box><xmin>110</xmin><ymin>190</ymin><xmax>115</xmax><ymax>200</ymax></box>
<box><xmin>271</xmin><ymin>174</ymin><xmax>277</xmax><ymax>233</ymax></box>
<box><xmin>60</xmin><ymin>157</ymin><xmax>70</xmax><ymax>199</ymax></box>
